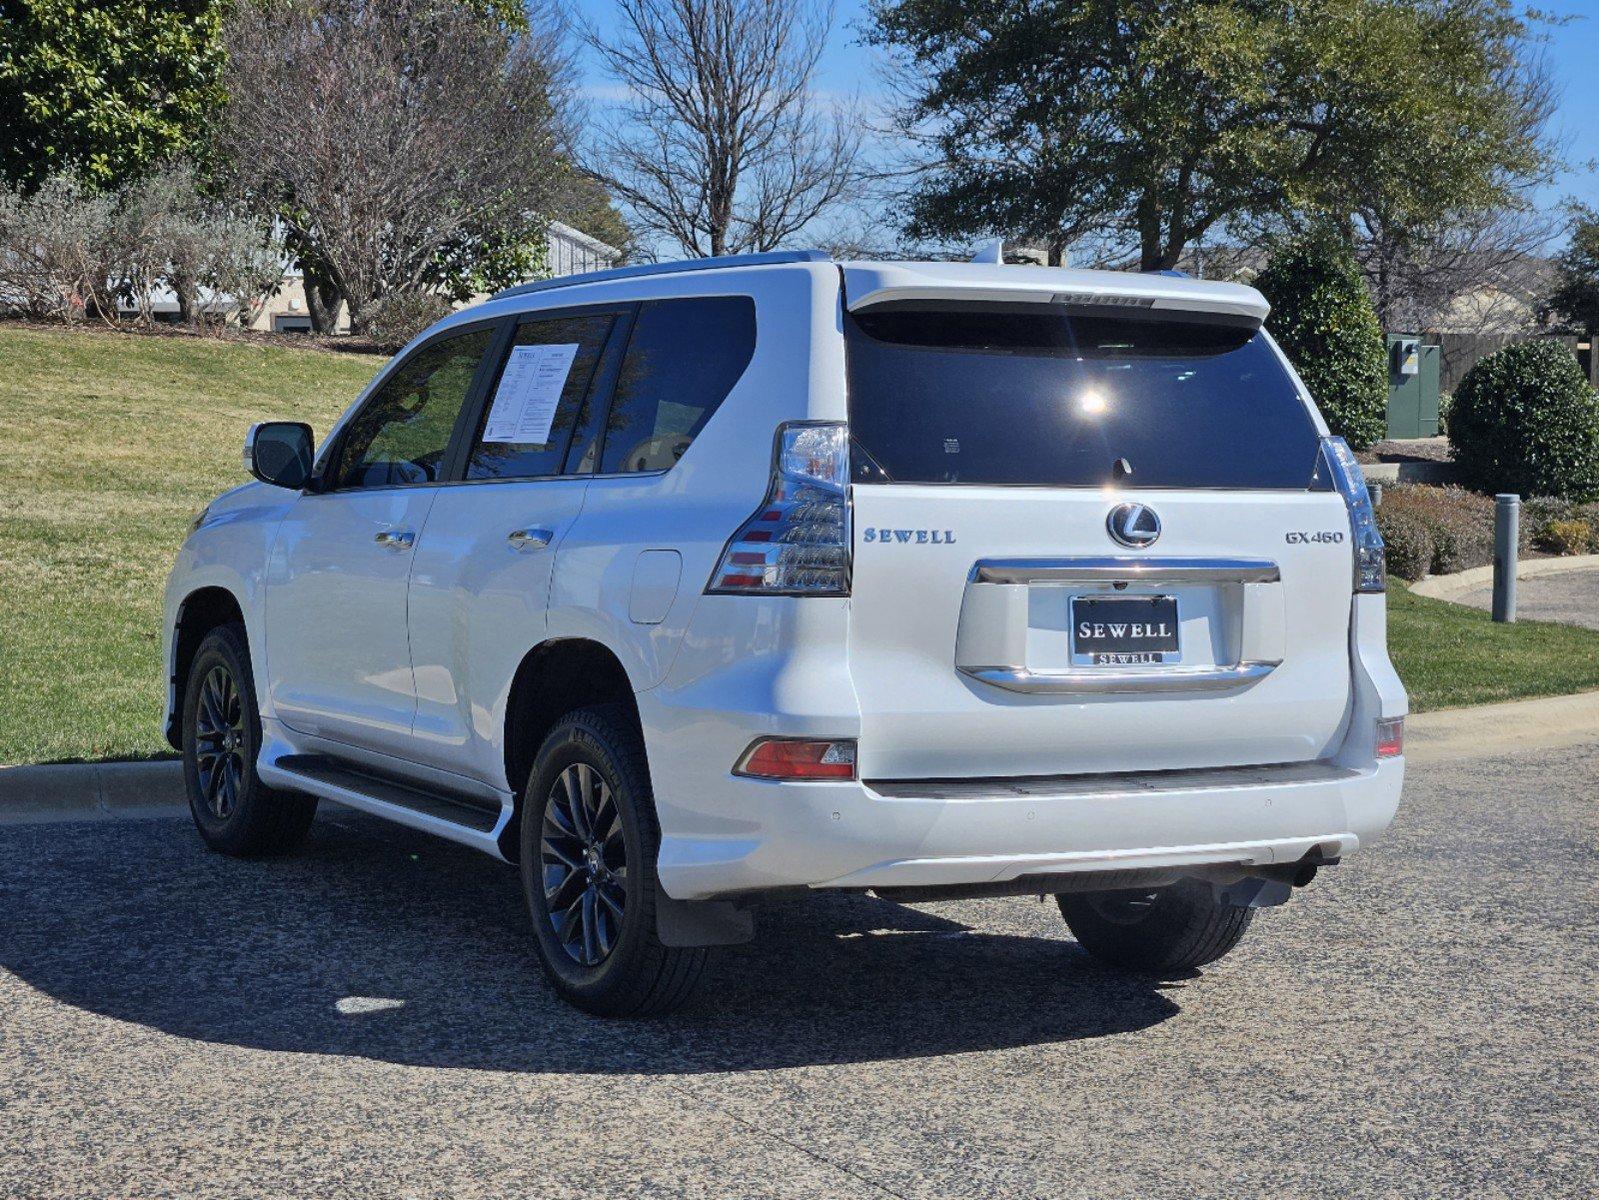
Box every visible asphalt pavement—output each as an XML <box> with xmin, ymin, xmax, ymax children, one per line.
<box><xmin>1454</xmin><ymin>564</ymin><xmax>1599</xmax><ymax>631</ymax></box>
<box><xmin>1</xmin><ymin>742</ymin><xmax>1594</xmax><ymax>1199</ymax></box>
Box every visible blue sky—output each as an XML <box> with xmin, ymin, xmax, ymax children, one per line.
<box><xmin>568</xmin><ymin>0</ymin><xmax>1599</xmax><ymax>220</ymax></box>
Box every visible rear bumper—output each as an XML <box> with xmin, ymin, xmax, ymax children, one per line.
<box><xmin>640</xmin><ymin>590</ymin><xmax>1406</xmax><ymax>901</ymax></box>
<box><xmin>650</xmin><ymin>754</ymin><xmax>1403</xmax><ymax>900</ymax></box>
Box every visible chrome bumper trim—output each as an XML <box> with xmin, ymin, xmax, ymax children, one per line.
<box><xmin>973</xmin><ymin>556</ymin><xmax>1281</xmax><ymax>585</ymax></box>
<box><xmin>959</xmin><ymin>660</ymin><xmax>1281</xmax><ymax>694</ymax></box>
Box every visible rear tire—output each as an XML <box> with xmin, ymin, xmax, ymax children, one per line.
<box><xmin>1058</xmin><ymin>879</ymin><xmax>1254</xmax><ymax>974</ymax></box>
<box><xmin>181</xmin><ymin>624</ymin><xmax>317</xmax><ymax>857</ymax></box>
<box><xmin>519</xmin><ymin>704</ymin><xmax>708</xmax><ymax>1017</ymax></box>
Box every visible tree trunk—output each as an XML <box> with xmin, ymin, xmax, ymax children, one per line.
<box><xmin>1136</xmin><ymin>194</ymin><xmax>1164</xmax><ymax>272</ymax></box>
<box><xmin>172</xmin><ymin>271</ymin><xmax>197</xmax><ymax>328</ymax></box>
<box><xmin>1048</xmin><ymin>238</ymin><xmax>1066</xmax><ymax>267</ymax></box>
<box><xmin>303</xmin><ymin>260</ymin><xmax>344</xmax><ymax>334</ymax></box>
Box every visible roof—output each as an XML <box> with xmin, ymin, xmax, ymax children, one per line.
<box><xmin>491</xmin><ymin>250</ymin><xmax>1269</xmax><ymax>323</ymax></box>
<box><xmin>491</xmin><ymin>250</ymin><xmax>829</xmax><ymax>301</ymax></box>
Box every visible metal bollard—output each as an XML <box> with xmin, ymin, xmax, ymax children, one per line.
<box><xmin>1493</xmin><ymin>494</ymin><xmax>1519</xmax><ymax>623</ymax></box>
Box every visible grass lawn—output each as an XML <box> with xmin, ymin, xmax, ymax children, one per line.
<box><xmin>0</xmin><ymin>324</ymin><xmax>382</xmax><ymax>763</ymax></box>
<box><xmin>1</xmin><ymin>322</ymin><xmax>1596</xmax><ymax>762</ymax></box>
<box><xmin>1387</xmin><ymin>584</ymin><xmax>1599</xmax><ymax>712</ymax></box>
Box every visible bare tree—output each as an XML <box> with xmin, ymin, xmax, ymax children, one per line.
<box><xmin>585</xmin><ymin>0</ymin><xmax>862</xmax><ymax>258</ymax></box>
<box><xmin>1354</xmin><ymin>205</ymin><xmax>1559</xmax><ymax>336</ymax></box>
<box><xmin>217</xmin><ymin>0</ymin><xmax>576</xmax><ymax>333</ymax></box>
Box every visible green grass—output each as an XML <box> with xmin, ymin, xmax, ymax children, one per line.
<box><xmin>1388</xmin><ymin>584</ymin><xmax>1599</xmax><ymax>711</ymax></box>
<box><xmin>1</xmin><ymin>322</ymin><xmax>1596</xmax><ymax>761</ymax></box>
<box><xmin>0</xmin><ymin>324</ymin><xmax>383</xmax><ymax>763</ymax></box>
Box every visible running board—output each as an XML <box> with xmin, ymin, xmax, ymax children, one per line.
<box><xmin>258</xmin><ymin>752</ymin><xmax>512</xmax><ymax>860</ymax></box>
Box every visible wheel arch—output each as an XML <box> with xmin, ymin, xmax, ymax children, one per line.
<box><xmin>167</xmin><ymin>586</ymin><xmax>248</xmax><ymax>750</ymax></box>
<box><xmin>499</xmin><ymin>637</ymin><xmax>643</xmax><ymax>860</ymax></box>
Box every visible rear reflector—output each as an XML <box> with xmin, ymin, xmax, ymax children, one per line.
<box><xmin>735</xmin><ymin>738</ymin><xmax>857</xmax><ymax>780</ymax></box>
<box><xmin>1376</xmin><ymin>716</ymin><xmax>1404</xmax><ymax>758</ymax></box>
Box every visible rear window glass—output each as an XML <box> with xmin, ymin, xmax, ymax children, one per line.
<box><xmin>597</xmin><ymin>296</ymin><xmax>756</xmax><ymax>474</ymax></box>
<box><xmin>845</xmin><ymin>304</ymin><xmax>1323</xmax><ymax>489</ymax></box>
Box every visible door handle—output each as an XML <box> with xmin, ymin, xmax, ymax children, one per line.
<box><xmin>374</xmin><ymin>529</ymin><xmax>416</xmax><ymax>551</ymax></box>
<box><xmin>507</xmin><ymin>527</ymin><xmax>553</xmax><ymax>551</ymax></box>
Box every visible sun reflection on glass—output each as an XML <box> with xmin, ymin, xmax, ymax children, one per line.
<box><xmin>1077</xmin><ymin>389</ymin><xmax>1108</xmax><ymax>415</ymax></box>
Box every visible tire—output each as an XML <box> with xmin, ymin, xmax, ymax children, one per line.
<box><xmin>1057</xmin><ymin>879</ymin><xmax>1254</xmax><ymax>975</ymax></box>
<box><xmin>519</xmin><ymin>704</ymin><xmax>707</xmax><ymax>1017</ymax></box>
<box><xmin>181</xmin><ymin>624</ymin><xmax>317</xmax><ymax>857</ymax></box>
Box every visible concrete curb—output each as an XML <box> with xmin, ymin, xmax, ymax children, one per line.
<box><xmin>1408</xmin><ymin>553</ymin><xmax>1599</xmax><ymax>602</ymax></box>
<box><xmin>1405</xmin><ymin>689</ymin><xmax>1599</xmax><ymax>764</ymax></box>
<box><xmin>1364</xmin><ymin>460</ymin><xmax>1458</xmax><ymax>486</ymax></box>
<box><xmin>0</xmin><ymin>760</ymin><xmax>184</xmax><ymax>824</ymax></box>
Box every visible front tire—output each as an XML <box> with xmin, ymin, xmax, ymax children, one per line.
<box><xmin>519</xmin><ymin>705</ymin><xmax>707</xmax><ymax>1017</ymax></box>
<box><xmin>181</xmin><ymin>624</ymin><xmax>316</xmax><ymax>857</ymax></box>
<box><xmin>1058</xmin><ymin>879</ymin><xmax>1254</xmax><ymax>974</ymax></box>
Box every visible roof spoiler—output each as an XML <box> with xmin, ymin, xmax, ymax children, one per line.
<box><xmin>842</xmin><ymin>262</ymin><xmax>1269</xmax><ymax>325</ymax></box>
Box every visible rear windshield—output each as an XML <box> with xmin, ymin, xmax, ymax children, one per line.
<box><xmin>845</xmin><ymin>303</ymin><xmax>1323</xmax><ymax>489</ymax></box>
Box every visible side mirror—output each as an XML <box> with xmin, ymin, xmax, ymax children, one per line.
<box><xmin>244</xmin><ymin>421</ymin><xmax>315</xmax><ymax>490</ymax></box>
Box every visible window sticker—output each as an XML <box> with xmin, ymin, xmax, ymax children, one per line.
<box><xmin>481</xmin><ymin>343</ymin><xmax>581</xmax><ymax>444</ymax></box>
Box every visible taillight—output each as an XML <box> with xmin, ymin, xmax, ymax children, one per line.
<box><xmin>707</xmin><ymin>422</ymin><xmax>850</xmax><ymax>595</ymax></box>
<box><xmin>735</xmin><ymin>738</ymin><xmax>857</xmax><ymax>780</ymax></box>
<box><xmin>1376</xmin><ymin>716</ymin><xmax>1404</xmax><ymax>758</ymax></box>
<box><xmin>1322</xmin><ymin>436</ymin><xmax>1385</xmax><ymax>593</ymax></box>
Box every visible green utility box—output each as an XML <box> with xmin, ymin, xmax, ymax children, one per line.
<box><xmin>1385</xmin><ymin>334</ymin><xmax>1441</xmax><ymax>439</ymax></box>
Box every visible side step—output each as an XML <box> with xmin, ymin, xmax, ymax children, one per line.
<box><xmin>258</xmin><ymin>752</ymin><xmax>512</xmax><ymax>859</ymax></box>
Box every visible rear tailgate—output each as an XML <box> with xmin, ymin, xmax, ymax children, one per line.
<box><xmin>849</xmin><ymin>485</ymin><xmax>1353</xmax><ymax>779</ymax></box>
<box><xmin>840</xmin><ymin>266</ymin><xmax>1354</xmax><ymax>780</ymax></box>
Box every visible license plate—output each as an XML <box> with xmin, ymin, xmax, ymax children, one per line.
<box><xmin>1071</xmin><ymin>595</ymin><xmax>1181</xmax><ymax>666</ymax></box>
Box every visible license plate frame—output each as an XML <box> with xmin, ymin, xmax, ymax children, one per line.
<box><xmin>1070</xmin><ymin>594</ymin><xmax>1182</xmax><ymax>667</ymax></box>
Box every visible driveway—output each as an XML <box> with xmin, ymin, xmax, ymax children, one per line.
<box><xmin>1453</xmin><ymin>564</ymin><xmax>1599</xmax><ymax>630</ymax></box>
<box><xmin>1</xmin><ymin>743</ymin><xmax>1595</xmax><ymax>1199</ymax></box>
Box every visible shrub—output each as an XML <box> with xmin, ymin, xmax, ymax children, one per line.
<box><xmin>1521</xmin><ymin>496</ymin><xmax>1573</xmax><ymax>551</ymax></box>
<box><xmin>0</xmin><ymin>163</ymin><xmax>283</xmax><ymax>330</ymax></box>
<box><xmin>1377</xmin><ymin>484</ymin><xmax>1497</xmax><ymax>577</ymax></box>
<box><xmin>363</xmin><ymin>291</ymin><xmax>453</xmax><ymax>350</ymax></box>
<box><xmin>1255</xmin><ymin>231</ymin><xmax>1389</xmax><ymax>449</ymax></box>
<box><xmin>1449</xmin><ymin>339</ymin><xmax>1599</xmax><ymax>501</ymax></box>
<box><xmin>1536</xmin><ymin>519</ymin><xmax>1593</xmax><ymax>556</ymax></box>
<box><xmin>1376</xmin><ymin>507</ymin><xmax>1435</xmax><ymax>581</ymax></box>
<box><xmin>0</xmin><ymin>171</ymin><xmax>120</xmax><ymax>321</ymax></box>
<box><xmin>1427</xmin><ymin>509</ymin><xmax>1495</xmax><ymax>575</ymax></box>
<box><xmin>117</xmin><ymin>164</ymin><xmax>285</xmax><ymax>331</ymax></box>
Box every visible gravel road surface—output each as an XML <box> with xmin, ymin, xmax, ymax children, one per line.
<box><xmin>1</xmin><ymin>744</ymin><xmax>1594</xmax><ymax>1199</ymax></box>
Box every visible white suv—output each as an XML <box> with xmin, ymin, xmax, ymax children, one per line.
<box><xmin>163</xmin><ymin>252</ymin><xmax>1406</xmax><ymax>1016</ymax></box>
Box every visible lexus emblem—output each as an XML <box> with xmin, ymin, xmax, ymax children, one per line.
<box><xmin>1106</xmin><ymin>503</ymin><xmax>1161</xmax><ymax>549</ymax></box>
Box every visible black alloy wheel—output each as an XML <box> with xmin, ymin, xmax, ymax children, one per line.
<box><xmin>192</xmin><ymin>664</ymin><xmax>247</xmax><ymax>819</ymax></box>
<box><xmin>540</xmin><ymin>762</ymin><xmax>629</xmax><ymax>967</ymax></box>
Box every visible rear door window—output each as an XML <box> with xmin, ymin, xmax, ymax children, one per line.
<box><xmin>845</xmin><ymin>304</ymin><xmax>1323</xmax><ymax>489</ymax></box>
<box><xmin>598</xmin><ymin>296</ymin><xmax>756</xmax><ymax>474</ymax></box>
<box><xmin>465</xmin><ymin>312</ymin><xmax>617</xmax><ymax>480</ymax></box>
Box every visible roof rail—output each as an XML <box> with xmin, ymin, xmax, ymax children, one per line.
<box><xmin>490</xmin><ymin>249</ymin><xmax>832</xmax><ymax>301</ymax></box>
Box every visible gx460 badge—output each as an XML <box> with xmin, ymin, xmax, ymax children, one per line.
<box><xmin>1286</xmin><ymin>530</ymin><xmax>1346</xmax><ymax>544</ymax></box>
